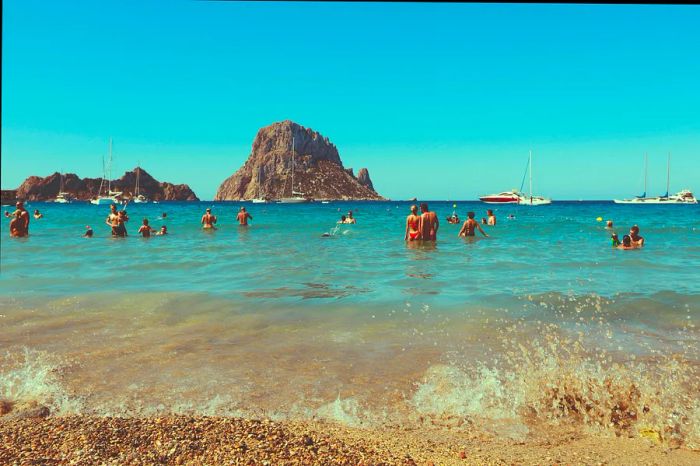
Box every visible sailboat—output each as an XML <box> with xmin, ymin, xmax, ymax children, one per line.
<box><xmin>53</xmin><ymin>172</ymin><xmax>72</xmax><ymax>203</ymax></box>
<box><xmin>479</xmin><ymin>150</ymin><xmax>551</xmax><ymax>205</ymax></box>
<box><xmin>90</xmin><ymin>138</ymin><xmax>122</xmax><ymax>205</ymax></box>
<box><xmin>614</xmin><ymin>153</ymin><xmax>697</xmax><ymax>204</ymax></box>
<box><xmin>278</xmin><ymin>136</ymin><xmax>309</xmax><ymax>203</ymax></box>
<box><xmin>251</xmin><ymin>166</ymin><xmax>268</xmax><ymax>203</ymax></box>
<box><xmin>132</xmin><ymin>166</ymin><xmax>149</xmax><ymax>203</ymax></box>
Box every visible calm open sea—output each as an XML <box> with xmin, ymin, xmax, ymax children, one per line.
<box><xmin>1</xmin><ymin>201</ymin><xmax>699</xmax><ymax>443</ymax></box>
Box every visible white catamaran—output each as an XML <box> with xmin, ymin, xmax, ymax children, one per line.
<box><xmin>90</xmin><ymin>139</ymin><xmax>122</xmax><ymax>205</ymax></box>
<box><xmin>278</xmin><ymin>136</ymin><xmax>309</xmax><ymax>203</ymax></box>
<box><xmin>614</xmin><ymin>153</ymin><xmax>697</xmax><ymax>204</ymax></box>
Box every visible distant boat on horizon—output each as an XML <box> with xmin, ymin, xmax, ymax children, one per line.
<box><xmin>480</xmin><ymin>150</ymin><xmax>551</xmax><ymax>205</ymax></box>
<box><xmin>614</xmin><ymin>153</ymin><xmax>697</xmax><ymax>204</ymax></box>
<box><xmin>132</xmin><ymin>165</ymin><xmax>150</xmax><ymax>203</ymax></box>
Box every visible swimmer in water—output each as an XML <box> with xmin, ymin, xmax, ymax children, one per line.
<box><xmin>162</xmin><ymin>212</ymin><xmax>167</xmax><ymax>219</ymax></box>
<box><xmin>337</xmin><ymin>215</ymin><xmax>347</xmax><ymax>224</ymax></box>
<box><xmin>344</xmin><ymin>211</ymin><xmax>356</xmax><ymax>224</ymax></box>
<box><xmin>629</xmin><ymin>225</ymin><xmax>644</xmax><ymax>247</ymax></box>
<box><xmin>617</xmin><ymin>235</ymin><xmax>637</xmax><ymax>250</ymax></box>
<box><xmin>201</xmin><ymin>208</ymin><xmax>217</xmax><ymax>230</ymax></box>
<box><xmin>606</xmin><ymin>220</ymin><xmax>613</xmax><ymax>229</ymax></box>
<box><xmin>508</xmin><ymin>214</ymin><xmax>515</xmax><ymax>219</ymax></box>
<box><xmin>33</xmin><ymin>209</ymin><xmax>43</xmax><ymax>219</ymax></box>
<box><xmin>487</xmin><ymin>209</ymin><xmax>496</xmax><ymax>225</ymax></box>
<box><xmin>138</xmin><ymin>218</ymin><xmax>155</xmax><ymax>237</ymax></box>
<box><xmin>459</xmin><ymin>211</ymin><xmax>489</xmax><ymax>238</ymax></box>
<box><xmin>481</xmin><ymin>218</ymin><xmax>487</xmax><ymax>225</ymax></box>
<box><xmin>156</xmin><ymin>225</ymin><xmax>167</xmax><ymax>236</ymax></box>
<box><xmin>84</xmin><ymin>225</ymin><xmax>94</xmax><ymax>238</ymax></box>
<box><xmin>405</xmin><ymin>205</ymin><xmax>422</xmax><ymax>241</ymax></box>
<box><xmin>236</xmin><ymin>207</ymin><xmax>253</xmax><ymax>226</ymax></box>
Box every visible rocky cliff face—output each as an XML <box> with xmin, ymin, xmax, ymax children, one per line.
<box><xmin>14</xmin><ymin>169</ymin><xmax>198</xmax><ymax>201</ymax></box>
<box><xmin>215</xmin><ymin>120</ymin><xmax>383</xmax><ymax>200</ymax></box>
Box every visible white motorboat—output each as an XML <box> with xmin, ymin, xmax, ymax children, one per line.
<box><xmin>480</xmin><ymin>150</ymin><xmax>551</xmax><ymax>205</ymax></box>
<box><xmin>278</xmin><ymin>136</ymin><xmax>309</xmax><ymax>203</ymax></box>
<box><xmin>614</xmin><ymin>153</ymin><xmax>696</xmax><ymax>204</ymax></box>
<box><xmin>91</xmin><ymin>139</ymin><xmax>122</xmax><ymax>205</ymax></box>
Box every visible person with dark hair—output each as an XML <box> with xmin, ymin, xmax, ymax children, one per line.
<box><xmin>84</xmin><ymin>225</ymin><xmax>94</xmax><ymax>238</ymax></box>
<box><xmin>138</xmin><ymin>218</ymin><xmax>155</xmax><ymax>237</ymax></box>
<box><xmin>487</xmin><ymin>209</ymin><xmax>496</xmax><ymax>225</ymax></box>
<box><xmin>617</xmin><ymin>235</ymin><xmax>637</xmax><ymax>250</ymax></box>
<box><xmin>459</xmin><ymin>211</ymin><xmax>489</xmax><ymax>238</ymax></box>
<box><xmin>345</xmin><ymin>211</ymin><xmax>356</xmax><ymax>224</ymax></box>
<box><xmin>629</xmin><ymin>225</ymin><xmax>644</xmax><ymax>247</ymax></box>
<box><xmin>156</xmin><ymin>225</ymin><xmax>168</xmax><ymax>236</ymax></box>
<box><xmin>337</xmin><ymin>215</ymin><xmax>347</xmax><ymax>224</ymax></box>
<box><xmin>237</xmin><ymin>207</ymin><xmax>253</xmax><ymax>226</ymax></box>
<box><xmin>33</xmin><ymin>209</ymin><xmax>43</xmax><ymax>219</ymax></box>
<box><xmin>419</xmin><ymin>203</ymin><xmax>439</xmax><ymax>241</ymax></box>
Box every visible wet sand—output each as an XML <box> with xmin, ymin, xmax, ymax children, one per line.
<box><xmin>2</xmin><ymin>415</ymin><xmax>699</xmax><ymax>465</ymax></box>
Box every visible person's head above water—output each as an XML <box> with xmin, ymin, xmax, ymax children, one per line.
<box><xmin>16</xmin><ymin>201</ymin><xmax>24</xmax><ymax>210</ymax></box>
<box><xmin>161</xmin><ymin>226</ymin><xmax>167</xmax><ymax>233</ymax></box>
<box><xmin>606</xmin><ymin>220</ymin><xmax>613</xmax><ymax>228</ymax></box>
<box><xmin>630</xmin><ymin>225</ymin><xmax>640</xmax><ymax>235</ymax></box>
<box><xmin>240</xmin><ymin>207</ymin><xmax>246</xmax><ymax>212</ymax></box>
<box><xmin>340</xmin><ymin>215</ymin><xmax>346</xmax><ymax>222</ymax></box>
<box><xmin>487</xmin><ymin>209</ymin><xmax>493</xmax><ymax>216</ymax></box>
<box><xmin>467</xmin><ymin>211</ymin><xmax>475</xmax><ymax>219</ymax></box>
<box><xmin>206</xmin><ymin>208</ymin><xmax>211</xmax><ymax>213</ymax></box>
<box><xmin>410</xmin><ymin>205</ymin><xmax>418</xmax><ymax>215</ymax></box>
<box><xmin>142</xmin><ymin>218</ymin><xmax>149</xmax><ymax>225</ymax></box>
<box><xmin>420</xmin><ymin>203</ymin><xmax>429</xmax><ymax>213</ymax></box>
<box><xmin>347</xmin><ymin>211</ymin><xmax>353</xmax><ymax>217</ymax></box>
<box><xmin>110</xmin><ymin>204</ymin><xmax>117</xmax><ymax>212</ymax></box>
<box><xmin>622</xmin><ymin>235</ymin><xmax>632</xmax><ymax>247</ymax></box>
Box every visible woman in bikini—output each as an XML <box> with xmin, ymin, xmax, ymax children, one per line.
<box><xmin>404</xmin><ymin>205</ymin><xmax>422</xmax><ymax>241</ymax></box>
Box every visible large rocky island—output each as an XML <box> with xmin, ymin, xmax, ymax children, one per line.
<box><xmin>215</xmin><ymin>121</ymin><xmax>383</xmax><ymax>201</ymax></box>
<box><xmin>9</xmin><ymin>169</ymin><xmax>198</xmax><ymax>202</ymax></box>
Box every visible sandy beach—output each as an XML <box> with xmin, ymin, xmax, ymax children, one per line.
<box><xmin>2</xmin><ymin>413</ymin><xmax>700</xmax><ymax>465</ymax></box>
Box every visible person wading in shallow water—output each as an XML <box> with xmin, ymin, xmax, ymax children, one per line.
<box><xmin>419</xmin><ymin>203</ymin><xmax>439</xmax><ymax>241</ymax></box>
<box><xmin>629</xmin><ymin>225</ymin><xmax>644</xmax><ymax>247</ymax></box>
<box><xmin>201</xmin><ymin>208</ymin><xmax>217</xmax><ymax>230</ymax></box>
<box><xmin>404</xmin><ymin>205</ymin><xmax>422</xmax><ymax>241</ymax></box>
<box><xmin>10</xmin><ymin>201</ymin><xmax>30</xmax><ymax>237</ymax></box>
<box><xmin>459</xmin><ymin>211</ymin><xmax>489</xmax><ymax>238</ymax></box>
<box><xmin>236</xmin><ymin>207</ymin><xmax>253</xmax><ymax>226</ymax></box>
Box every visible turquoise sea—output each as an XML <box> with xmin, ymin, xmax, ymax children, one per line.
<box><xmin>1</xmin><ymin>201</ymin><xmax>699</xmax><ymax>444</ymax></box>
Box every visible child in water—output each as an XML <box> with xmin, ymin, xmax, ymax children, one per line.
<box><xmin>138</xmin><ymin>218</ymin><xmax>155</xmax><ymax>237</ymax></box>
<box><xmin>611</xmin><ymin>233</ymin><xmax>620</xmax><ymax>247</ymax></box>
<box><xmin>617</xmin><ymin>235</ymin><xmax>637</xmax><ymax>250</ymax></box>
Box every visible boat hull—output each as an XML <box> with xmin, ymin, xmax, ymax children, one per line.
<box><xmin>90</xmin><ymin>197</ymin><xmax>118</xmax><ymax>205</ymax></box>
<box><xmin>278</xmin><ymin>198</ymin><xmax>309</xmax><ymax>204</ymax></box>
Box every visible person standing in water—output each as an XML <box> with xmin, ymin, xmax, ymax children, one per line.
<box><xmin>404</xmin><ymin>205</ymin><xmax>422</xmax><ymax>241</ymax></box>
<box><xmin>419</xmin><ymin>203</ymin><xmax>439</xmax><ymax>241</ymax></box>
<box><xmin>236</xmin><ymin>207</ymin><xmax>253</xmax><ymax>226</ymax></box>
<box><xmin>345</xmin><ymin>211</ymin><xmax>356</xmax><ymax>224</ymax></box>
<box><xmin>201</xmin><ymin>208</ymin><xmax>217</xmax><ymax>230</ymax></box>
<box><xmin>138</xmin><ymin>218</ymin><xmax>155</xmax><ymax>237</ymax></box>
<box><xmin>33</xmin><ymin>209</ymin><xmax>43</xmax><ymax>219</ymax></box>
<box><xmin>487</xmin><ymin>209</ymin><xmax>496</xmax><ymax>225</ymax></box>
<box><xmin>629</xmin><ymin>225</ymin><xmax>644</xmax><ymax>247</ymax></box>
<box><xmin>459</xmin><ymin>211</ymin><xmax>489</xmax><ymax>238</ymax></box>
<box><xmin>11</xmin><ymin>201</ymin><xmax>30</xmax><ymax>236</ymax></box>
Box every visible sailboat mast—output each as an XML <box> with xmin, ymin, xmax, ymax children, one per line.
<box><xmin>529</xmin><ymin>149</ymin><xmax>533</xmax><ymax>201</ymax></box>
<box><xmin>666</xmin><ymin>152</ymin><xmax>670</xmax><ymax>197</ymax></box>
<box><xmin>644</xmin><ymin>153</ymin><xmax>648</xmax><ymax>197</ymax></box>
<box><xmin>108</xmin><ymin>138</ymin><xmax>113</xmax><ymax>194</ymax></box>
<box><xmin>291</xmin><ymin>136</ymin><xmax>295</xmax><ymax>196</ymax></box>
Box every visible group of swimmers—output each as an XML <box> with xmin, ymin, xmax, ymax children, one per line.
<box><xmin>606</xmin><ymin>221</ymin><xmax>645</xmax><ymax>250</ymax></box>
<box><xmin>201</xmin><ymin>206</ymin><xmax>252</xmax><ymax>230</ymax></box>
<box><xmin>6</xmin><ymin>200</ymin><xmax>647</xmax><ymax>250</ymax></box>
<box><xmin>405</xmin><ymin>203</ymin><xmax>495</xmax><ymax>241</ymax></box>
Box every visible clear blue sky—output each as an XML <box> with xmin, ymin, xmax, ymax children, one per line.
<box><xmin>3</xmin><ymin>1</ymin><xmax>699</xmax><ymax>200</ymax></box>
